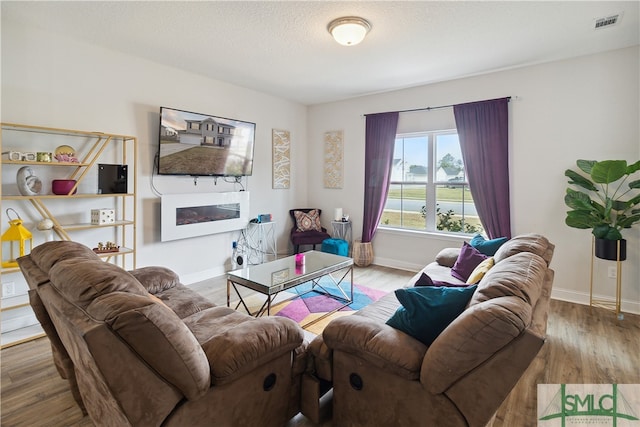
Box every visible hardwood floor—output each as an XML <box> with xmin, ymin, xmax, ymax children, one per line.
<box><xmin>2</xmin><ymin>265</ymin><xmax>638</xmax><ymax>426</ymax></box>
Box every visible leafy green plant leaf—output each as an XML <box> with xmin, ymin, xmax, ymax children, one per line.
<box><xmin>577</xmin><ymin>159</ymin><xmax>596</xmax><ymax>175</ymax></box>
<box><xmin>566</xmin><ymin>210</ymin><xmax>597</xmax><ymax>229</ymax></box>
<box><xmin>592</xmin><ymin>224</ymin><xmax>621</xmax><ymax>240</ymax></box>
<box><xmin>591</xmin><ymin>160</ymin><xmax>627</xmax><ymax>184</ymax></box>
<box><xmin>565</xmin><ymin>159</ymin><xmax>640</xmax><ymax>240</ymax></box>
<box><xmin>565</xmin><ymin>169</ymin><xmax>598</xmax><ymax>192</ymax></box>
<box><xmin>564</xmin><ymin>188</ymin><xmax>592</xmax><ymax>210</ymax></box>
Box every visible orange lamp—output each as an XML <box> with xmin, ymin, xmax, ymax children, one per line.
<box><xmin>1</xmin><ymin>208</ymin><xmax>33</xmax><ymax>268</ymax></box>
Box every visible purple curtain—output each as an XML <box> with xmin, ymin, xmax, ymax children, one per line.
<box><xmin>453</xmin><ymin>98</ymin><xmax>511</xmax><ymax>239</ymax></box>
<box><xmin>362</xmin><ymin>112</ymin><xmax>399</xmax><ymax>243</ymax></box>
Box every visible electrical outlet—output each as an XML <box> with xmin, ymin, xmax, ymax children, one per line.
<box><xmin>2</xmin><ymin>282</ymin><xmax>16</xmax><ymax>298</ymax></box>
<box><xmin>608</xmin><ymin>266</ymin><xmax>617</xmax><ymax>279</ymax></box>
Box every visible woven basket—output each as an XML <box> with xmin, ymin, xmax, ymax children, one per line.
<box><xmin>353</xmin><ymin>240</ymin><xmax>373</xmax><ymax>267</ymax></box>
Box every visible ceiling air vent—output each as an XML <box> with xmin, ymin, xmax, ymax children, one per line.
<box><xmin>594</xmin><ymin>14</ymin><xmax>621</xmax><ymax>29</ymax></box>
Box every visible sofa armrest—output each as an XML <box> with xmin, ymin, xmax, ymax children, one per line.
<box><xmin>323</xmin><ymin>315</ymin><xmax>427</xmax><ymax>381</ymax></box>
<box><xmin>202</xmin><ymin>317</ymin><xmax>304</xmax><ymax>385</ymax></box>
<box><xmin>422</xmin><ymin>296</ymin><xmax>531</xmax><ymax>393</ymax></box>
<box><xmin>435</xmin><ymin>247</ymin><xmax>461</xmax><ymax>267</ymax></box>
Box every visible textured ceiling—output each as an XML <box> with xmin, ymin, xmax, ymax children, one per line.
<box><xmin>2</xmin><ymin>1</ymin><xmax>639</xmax><ymax>105</ymax></box>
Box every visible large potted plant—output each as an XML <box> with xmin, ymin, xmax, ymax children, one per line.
<box><xmin>564</xmin><ymin>159</ymin><xmax>640</xmax><ymax>260</ymax></box>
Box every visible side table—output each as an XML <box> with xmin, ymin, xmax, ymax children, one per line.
<box><xmin>331</xmin><ymin>220</ymin><xmax>352</xmax><ymax>252</ymax></box>
<box><xmin>237</xmin><ymin>221</ymin><xmax>277</xmax><ymax>265</ymax></box>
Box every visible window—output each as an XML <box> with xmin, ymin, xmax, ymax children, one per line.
<box><xmin>379</xmin><ymin>130</ymin><xmax>483</xmax><ymax>235</ymax></box>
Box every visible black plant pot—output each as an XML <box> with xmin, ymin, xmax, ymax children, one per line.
<box><xmin>595</xmin><ymin>238</ymin><xmax>626</xmax><ymax>261</ymax></box>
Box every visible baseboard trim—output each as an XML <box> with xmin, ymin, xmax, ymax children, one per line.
<box><xmin>551</xmin><ymin>288</ymin><xmax>640</xmax><ymax>315</ymax></box>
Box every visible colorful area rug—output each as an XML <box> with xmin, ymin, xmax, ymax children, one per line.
<box><xmin>269</xmin><ymin>279</ymin><xmax>387</xmax><ymax>336</ymax></box>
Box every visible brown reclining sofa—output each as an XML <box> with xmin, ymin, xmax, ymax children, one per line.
<box><xmin>302</xmin><ymin>233</ymin><xmax>555</xmax><ymax>426</ymax></box>
<box><xmin>19</xmin><ymin>240</ymin><xmax>308</xmax><ymax>427</ymax></box>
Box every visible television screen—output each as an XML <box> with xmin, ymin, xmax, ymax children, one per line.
<box><xmin>158</xmin><ymin>107</ymin><xmax>256</xmax><ymax>177</ymax></box>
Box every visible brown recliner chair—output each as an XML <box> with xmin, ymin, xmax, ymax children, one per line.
<box><xmin>289</xmin><ymin>208</ymin><xmax>331</xmax><ymax>253</ymax></box>
<box><xmin>19</xmin><ymin>241</ymin><xmax>307</xmax><ymax>427</ymax></box>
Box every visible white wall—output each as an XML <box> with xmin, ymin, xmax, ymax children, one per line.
<box><xmin>1</xmin><ymin>19</ymin><xmax>308</xmax><ymax>287</ymax></box>
<box><xmin>307</xmin><ymin>46</ymin><xmax>640</xmax><ymax>313</ymax></box>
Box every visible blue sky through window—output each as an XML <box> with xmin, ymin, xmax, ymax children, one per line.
<box><xmin>394</xmin><ymin>133</ymin><xmax>461</xmax><ymax>170</ymax></box>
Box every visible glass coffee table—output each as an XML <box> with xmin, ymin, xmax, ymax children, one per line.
<box><xmin>227</xmin><ymin>250</ymin><xmax>354</xmax><ymax>326</ymax></box>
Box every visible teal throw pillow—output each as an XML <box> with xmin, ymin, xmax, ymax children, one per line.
<box><xmin>386</xmin><ymin>285</ymin><xmax>477</xmax><ymax>346</ymax></box>
<box><xmin>470</xmin><ymin>234</ymin><xmax>509</xmax><ymax>256</ymax></box>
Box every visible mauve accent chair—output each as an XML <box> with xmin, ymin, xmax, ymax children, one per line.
<box><xmin>18</xmin><ymin>240</ymin><xmax>307</xmax><ymax>427</ymax></box>
<box><xmin>289</xmin><ymin>208</ymin><xmax>331</xmax><ymax>254</ymax></box>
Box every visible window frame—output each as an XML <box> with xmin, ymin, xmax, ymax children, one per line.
<box><xmin>379</xmin><ymin>129</ymin><xmax>478</xmax><ymax>236</ymax></box>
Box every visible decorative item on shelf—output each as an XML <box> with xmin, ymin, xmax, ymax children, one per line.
<box><xmin>257</xmin><ymin>214</ymin><xmax>272</xmax><ymax>223</ymax></box>
<box><xmin>36</xmin><ymin>152</ymin><xmax>52</xmax><ymax>162</ymax></box>
<box><xmin>334</xmin><ymin>208</ymin><xmax>343</xmax><ymax>221</ymax></box>
<box><xmin>565</xmin><ymin>159</ymin><xmax>640</xmax><ymax>261</ymax></box>
<box><xmin>7</xmin><ymin>151</ymin><xmax>22</xmax><ymax>161</ymax></box>
<box><xmin>16</xmin><ymin>166</ymin><xmax>42</xmax><ymax>196</ymax></box>
<box><xmin>1</xmin><ymin>208</ymin><xmax>33</xmax><ymax>268</ymax></box>
<box><xmin>5</xmin><ymin>151</ymin><xmax>37</xmax><ymax>161</ymax></box>
<box><xmin>52</xmin><ymin>179</ymin><xmax>78</xmax><ymax>195</ymax></box>
<box><xmin>36</xmin><ymin>218</ymin><xmax>55</xmax><ymax>242</ymax></box>
<box><xmin>93</xmin><ymin>241</ymin><xmax>120</xmax><ymax>254</ymax></box>
<box><xmin>342</xmin><ymin>214</ymin><xmax>350</xmax><ymax>222</ymax></box>
<box><xmin>54</xmin><ymin>144</ymin><xmax>78</xmax><ymax>163</ymax></box>
<box><xmin>91</xmin><ymin>208</ymin><xmax>115</xmax><ymax>225</ymax></box>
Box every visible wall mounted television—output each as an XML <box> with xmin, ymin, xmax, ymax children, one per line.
<box><xmin>157</xmin><ymin>106</ymin><xmax>256</xmax><ymax>177</ymax></box>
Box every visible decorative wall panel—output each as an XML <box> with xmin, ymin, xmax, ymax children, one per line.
<box><xmin>272</xmin><ymin>129</ymin><xmax>290</xmax><ymax>189</ymax></box>
<box><xmin>324</xmin><ymin>130</ymin><xmax>343</xmax><ymax>189</ymax></box>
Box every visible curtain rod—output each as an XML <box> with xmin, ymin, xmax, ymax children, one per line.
<box><xmin>363</xmin><ymin>96</ymin><xmax>512</xmax><ymax>117</ymax></box>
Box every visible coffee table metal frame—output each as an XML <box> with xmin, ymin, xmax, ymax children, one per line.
<box><xmin>226</xmin><ymin>250</ymin><xmax>354</xmax><ymax>328</ymax></box>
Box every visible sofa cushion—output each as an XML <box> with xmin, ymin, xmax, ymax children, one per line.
<box><xmin>87</xmin><ymin>292</ymin><xmax>211</xmax><ymax>400</ymax></box>
<box><xmin>451</xmin><ymin>242</ymin><xmax>488</xmax><ymax>282</ymax></box>
<box><xmin>128</xmin><ymin>266</ymin><xmax>180</xmax><ymax>293</ymax></box>
<box><xmin>294</xmin><ymin>209</ymin><xmax>322</xmax><ymax>232</ymax></box>
<box><xmin>470</xmin><ymin>234</ymin><xmax>508</xmax><ymax>256</ymax></box>
<box><xmin>493</xmin><ymin>233</ymin><xmax>554</xmax><ymax>266</ymax></box>
<box><xmin>422</xmin><ymin>295</ymin><xmax>532</xmax><ymax>394</ymax></box>
<box><xmin>468</xmin><ymin>252</ymin><xmax>547</xmax><ymax>309</ymax></box>
<box><xmin>155</xmin><ymin>284</ymin><xmax>216</xmax><ymax>319</ymax></box>
<box><xmin>49</xmin><ymin>258</ymin><xmax>147</xmax><ymax>309</ymax></box>
<box><xmin>386</xmin><ymin>285</ymin><xmax>477</xmax><ymax>346</ymax></box>
<box><xmin>192</xmin><ymin>310</ymin><xmax>304</xmax><ymax>385</ymax></box>
<box><xmin>30</xmin><ymin>240</ymin><xmax>100</xmax><ymax>272</ymax></box>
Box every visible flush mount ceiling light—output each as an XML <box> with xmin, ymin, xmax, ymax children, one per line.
<box><xmin>328</xmin><ymin>16</ymin><xmax>371</xmax><ymax>46</ymax></box>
